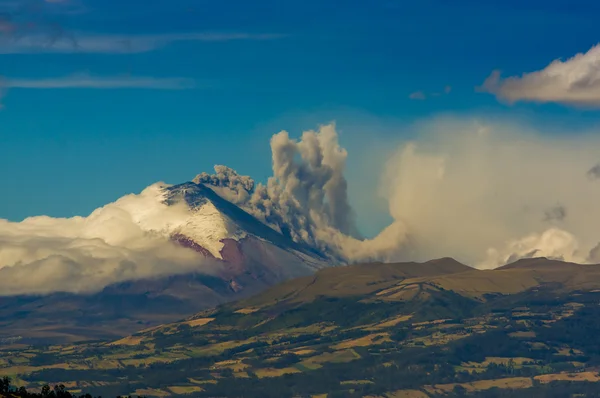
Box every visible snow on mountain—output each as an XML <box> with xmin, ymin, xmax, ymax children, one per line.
<box><xmin>160</xmin><ymin>181</ymin><xmax>327</xmax><ymax>263</ymax></box>
<box><xmin>0</xmin><ymin>178</ymin><xmax>332</xmax><ymax>343</ymax></box>
<box><xmin>172</xmin><ymin>199</ymin><xmax>247</xmax><ymax>259</ymax></box>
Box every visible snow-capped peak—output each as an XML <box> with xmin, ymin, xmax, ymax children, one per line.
<box><xmin>172</xmin><ymin>200</ymin><xmax>246</xmax><ymax>259</ymax></box>
<box><xmin>159</xmin><ymin>181</ymin><xmax>324</xmax><ymax>262</ymax></box>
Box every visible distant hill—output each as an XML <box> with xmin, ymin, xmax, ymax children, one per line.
<box><xmin>231</xmin><ymin>257</ymin><xmax>472</xmax><ymax>308</ymax></box>
<box><xmin>5</xmin><ymin>257</ymin><xmax>600</xmax><ymax>397</ymax></box>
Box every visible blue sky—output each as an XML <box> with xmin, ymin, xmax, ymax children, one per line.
<box><xmin>2</xmin><ymin>0</ymin><xmax>600</xmax><ymax>237</ymax></box>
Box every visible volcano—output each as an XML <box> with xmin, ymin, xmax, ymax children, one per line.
<box><xmin>0</xmin><ymin>180</ymin><xmax>331</xmax><ymax>345</ymax></box>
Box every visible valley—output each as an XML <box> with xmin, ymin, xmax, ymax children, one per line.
<box><xmin>3</xmin><ymin>258</ymin><xmax>600</xmax><ymax>397</ymax></box>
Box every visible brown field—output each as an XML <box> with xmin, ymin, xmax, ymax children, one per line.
<box><xmin>184</xmin><ymin>318</ymin><xmax>215</xmax><ymax>327</ymax></box>
<box><xmin>381</xmin><ymin>390</ymin><xmax>430</xmax><ymax>398</ymax></box>
<box><xmin>508</xmin><ymin>331</ymin><xmax>536</xmax><ymax>338</ymax></box>
<box><xmin>0</xmin><ymin>361</ymin><xmax>90</xmax><ymax>377</ymax></box>
<box><xmin>333</xmin><ymin>333</ymin><xmax>391</xmax><ymax>350</ymax></box>
<box><xmin>213</xmin><ymin>359</ymin><xmax>249</xmax><ymax>372</ymax></box>
<box><xmin>412</xmin><ymin>319</ymin><xmax>452</xmax><ymax>327</ymax></box>
<box><xmin>188</xmin><ymin>378</ymin><xmax>217</xmax><ymax>385</ymax></box>
<box><xmin>108</xmin><ymin>335</ymin><xmax>144</xmax><ymax>346</ymax></box>
<box><xmin>120</xmin><ymin>356</ymin><xmax>179</xmax><ymax>367</ymax></box>
<box><xmin>535</xmin><ymin>372</ymin><xmax>600</xmax><ymax>383</ymax></box>
<box><xmin>133</xmin><ymin>388</ymin><xmax>170</xmax><ymax>397</ymax></box>
<box><xmin>555</xmin><ymin>347</ymin><xmax>584</xmax><ymax>356</ymax></box>
<box><xmin>234</xmin><ymin>307</ymin><xmax>260</xmax><ymax>314</ymax></box>
<box><xmin>267</xmin><ymin>323</ymin><xmax>337</xmax><ymax>337</ymax></box>
<box><xmin>483</xmin><ymin>357</ymin><xmax>536</xmax><ymax>366</ymax></box>
<box><xmin>254</xmin><ymin>367</ymin><xmax>301</xmax><ymax>378</ymax></box>
<box><xmin>188</xmin><ymin>338</ymin><xmax>258</xmax><ymax>356</ymax></box>
<box><xmin>425</xmin><ymin>377</ymin><xmax>533</xmax><ymax>394</ymax></box>
<box><xmin>367</xmin><ymin>315</ymin><xmax>414</xmax><ymax>330</ymax></box>
<box><xmin>290</xmin><ymin>348</ymin><xmax>316</xmax><ymax>356</ymax></box>
<box><xmin>301</xmin><ymin>349</ymin><xmax>360</xmax><ymax>368</ymax></box>
<box><xmin>167</xmin><ymin>386</ymin><xmax>204</xmax><ymax>394</ymax></box>
<box><xmin>341</xmin><ymin>380</ymin><xmax>374</xmax><ymax>385</ymax></box>
<box><xmin>0</xmin><ymin>344</ymin><xmax>29</xmax><ymax>351</ymax></box>
<box><xmin>411</xmin><ymin>331</ymin><xmax>470</xmax><ymax>347</ymax></box>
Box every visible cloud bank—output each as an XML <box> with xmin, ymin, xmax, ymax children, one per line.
<box><xmin>5</xmin><ymin>74</ymin><xmax>196</xmax><ymax>89</ymax></box>
<box><xmin>5</xmin><ymin>117</ymin><xmax>600</xmax><ymax>295</ymax></box>
<box><xmin>0</xmin><ymin>0</ymin><xmax>281</xmax><ymax>54</ymax></box>
<box><xmin>0</xmin><ymin>31</ymin><xmax>285</xmax><ymax>54</ymax></box>
<box><xmin>0</xmin><ymin>73</ymin><xmax>197</xmax><ymax>107</ymax></box>
<box><xmin>379</xmin><ymin>118</ymin><xmax>600</xmax><ymax>268</ymax></box>
<box><xmin>0</xmin><ymin>184</ymin><xmax>213</xmax><ymax>295</ymax></box>
<box><xmin>481</xmin><ymin>44</ymin><xmax>600</xmax><ymax>107</ymax></box>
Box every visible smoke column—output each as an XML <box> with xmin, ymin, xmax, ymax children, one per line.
<box><xmin>198</xmin><ymin>118</ymin><xmax>600</xmax><ymax>268</ymax></box>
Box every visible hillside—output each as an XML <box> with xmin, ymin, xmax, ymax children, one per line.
<box><xmin>3</xmin><ymin>258</ymin><xmax>600</xmax><ymax>397</ymax></box>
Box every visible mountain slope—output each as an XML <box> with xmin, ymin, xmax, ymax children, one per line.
<box><xmin>416</xmin><ymin>257</ymin><xmax>600</xmax><ymax>298</ymax></box>
<box><xmin>235</xmin><ymin>257</ymin><xmax>472</xmax><ymax>309</ymax></box>
<box><xmin>0</xmin><ymin>181</ymin><xmax>329</xmax><ymax>344</ymax></box>
<box><xmin>164</xmin><ymin>182</ymin><xmax>323</xmax><ymax>261</ymax></box>
<box><xmin>6</xmin><ymin>258</ymin><xmax>600</xmax><ymax>397</ymax></box>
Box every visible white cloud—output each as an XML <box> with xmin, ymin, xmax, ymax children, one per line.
<box><xmin>376</xmin><ymin>117</ymin><xmax>600</xmax><ymax>268</ymax></box>
<box><xmin>0</xmin><ymin>32</ymin><xmax>285</xmax><ymax>54</ymax></box>
<box><xmin>480</xmin><ymin>44</ymin><xmax>600</xmax><ymax>107</ymax></box>
<box><xmin>0</xmin><ymin>184</ymin><xmax>215</xmax><ymax>295</ymax></box>
<box><xmin>6</xmin><ymin>73</ymin><xmax>197</xmax><ymax>89</ymax></box>
<box><xmin>409</xmin><ymin>91</ymin><xmax>426</xmax><ymax>100</ymax></box>
<box><xmin>409</xmin><ymin>86</ymin><xmax>452</xmax><ymax>100</ymax></box>
<box><xmin>7</xmin><ymin>117</ymin><xmax>600</xmax><ymax>296</ymax></box>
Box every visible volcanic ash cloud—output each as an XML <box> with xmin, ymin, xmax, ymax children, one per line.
<box><xmin>199</xmin><ymin>119</ymin><xmax>600</xmax><ymax>268</ymax></box>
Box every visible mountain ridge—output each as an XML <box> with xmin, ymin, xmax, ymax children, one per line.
<box><xmin>0</xmin><ymin>180</ymin><xmax>330</xmax><ymax>345</ymax></box>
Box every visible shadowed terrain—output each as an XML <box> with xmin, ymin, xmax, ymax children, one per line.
<box><xmin>5</xmin><ymin>258</ymin><xmax>600</xmax><ymax>396</ymax></box>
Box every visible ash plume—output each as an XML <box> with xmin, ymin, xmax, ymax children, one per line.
<box><xmin>196</xmin><ymin>118</ymin><xmax>600</xmax><ymax>268</ymax></box>
<box><xmin>544</xmin><ymin>204</ymin><xmax>567</xmax><ymax>223</ymax></box>
<box><xmin>195</xmin><ymin>124</ymin><xmax>361</xmax><ymax>253</ymax></box>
